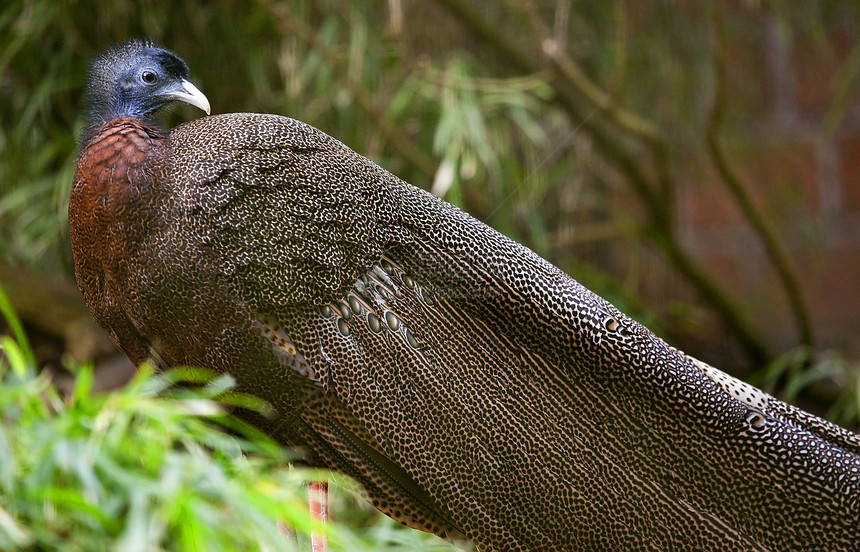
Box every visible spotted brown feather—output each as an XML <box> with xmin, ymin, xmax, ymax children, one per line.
<box><xmin>70</xmin><ymin>41</ymin><xmax>860</xmax><ymax>551</ymax></box>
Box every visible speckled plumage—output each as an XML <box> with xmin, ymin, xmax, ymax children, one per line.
<box><xmin>71</xmin><ymin>43</ymin><xmax>860</xmax><ymax>551</ymax></box>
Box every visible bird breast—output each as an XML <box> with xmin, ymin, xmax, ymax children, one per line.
<box><xmin>69</xmin><ymin>118</ymin><xmax>168</xmax><ymax>358</ymax></box>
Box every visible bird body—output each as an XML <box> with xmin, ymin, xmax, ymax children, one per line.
<box><xmin>71</xmin><ymin>42</ymin><xmax>860</xmax><ymax>551</ymax></box>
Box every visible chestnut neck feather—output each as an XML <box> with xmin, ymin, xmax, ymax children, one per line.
<box><xmin>69</xmin><ymin>117</ymin><xmax>167</xmax><ymax>355</ymax></box>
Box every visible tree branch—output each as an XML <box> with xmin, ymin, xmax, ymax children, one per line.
<box><xmin>707</xmin><ymin>7</ymin><xmax>815</xmax><ymax>354</ymax></box>
<box><xmin>436</xmin><ymin>0</ymin><xmax>773</xmax><ymax>365</ymax></box>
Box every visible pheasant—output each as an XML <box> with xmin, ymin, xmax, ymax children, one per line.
<box><xmin>70</xmin><ymin>40</ymin><xmax>860</xmax><ymax>551</ymax></box>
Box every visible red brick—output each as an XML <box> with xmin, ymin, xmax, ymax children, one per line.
<box><xmin>723</xmin><ymin>17</ymin><xmax>769</xmax><ymax>117</ymax></box>
<box><xmin>734</xmin><ymin>140</ymin><xmax>818</xmax><ymax>221</ymax></box>
<box><xmin>791</xmin><ymin>8</ymin><xmax>859</xmax><ymax>115</ymax></box>
<box><xmin>680</xmin><ymin>140</ymin><xmax>818</xmax><ymax>230</ymax></box>
<box><xmin>680</xmin><ymin>158</ymin><xmax>746</xmax><ymax>228</ymax></box>
<box><xmin>800</xmin><ymin>243</ymin><xmax>860</xmax><ymax>357</ymax></box>
<box><xmin>838</xmin><ymin>133</ymin><xmax>860</xmax><ymax>212</ymax></box>
<box><xmin>793</xmin><ymin>46</ymin><xmax>836</xmax><ymax>115</ymax></box>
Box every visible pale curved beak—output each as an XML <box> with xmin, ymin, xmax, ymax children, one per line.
<box><xmin>169</xmin><ymin>79</ymin><xmax>211</xmax><ymax>115</ymax></box>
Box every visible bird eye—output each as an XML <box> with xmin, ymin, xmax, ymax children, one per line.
<box><xmin>140</xmin><ymin>70</ymin><xmax>158</xmax><ymax>85</ymax></box>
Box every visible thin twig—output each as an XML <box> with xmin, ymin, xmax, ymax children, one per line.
<box><xmin>255</xmin><ymin>0</ymin><xmax>437</xmax><ymax>178</ymax></box>
<box><xmin>436</xmin><ymin>0</ymin><xmax>773</xmax><ymax>364</ymax></box>
<box><xmin>517</xmin><ymin>0</ymin><xmax>676</xmax><ymax>213</ymax></box>
<box><xmin>707</xmin><ymin>7</ymin><xmax>814</xmax><ymax>353</ymax></box>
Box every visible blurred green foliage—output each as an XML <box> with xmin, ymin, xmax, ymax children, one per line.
<box><xmin>0</xmin><ymin>0</ymin><xmax>623</xmax><ymax>284</ymax></box>
<box><xmin>0</xmin><ymin>288</ymin><xmax>458</xmax><ymax>550</ymax></box>
<box><xmin>1</xmin><ymin>0</ymin><xmax>858</xmax><ymax>449</ymax></box>
<box><xmin>0</xmin><ymin>0</ymin><xmax>704</xmax><ymax>331</ymax></box>
<box><xmin>0</xmin><ymin>0</ymin><xmax>859</xmax><ymax>546</ymax></box>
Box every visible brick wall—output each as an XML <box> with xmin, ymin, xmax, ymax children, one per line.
<box><xmin>677</xmin><ymin>10</ymin><xmax>860</xmax><ymax>362</ymax></box>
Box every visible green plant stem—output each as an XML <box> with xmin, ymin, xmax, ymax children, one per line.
<box><xmin>436</xmin><ymin>0</ymin><xmax>773</xmax><ymax>365</ymax></box>
<box><xmin>255</xmin><ymin>0</ymin><xmax>438</xmax><ymax>179</ymax></box>
<box><xmin>708</xmin><ymin>7</ymin><xmax>814</xmax><ymax>355</ymax></box>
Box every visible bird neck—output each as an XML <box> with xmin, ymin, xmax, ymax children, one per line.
<box><xmin>75</xmin><ymin>117</ymin><xmax>167</xmax><ymax>197</ymax></box>
<box><xmin>80</xmin><ymin>116</ymin><xmax>165</xmax><ymax>151</ymax></box>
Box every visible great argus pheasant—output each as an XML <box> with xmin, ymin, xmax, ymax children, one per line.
<box><xmin>70</xmin><ymin>41</ymin><xmax>860</xmax><ymax>551</ymax></box>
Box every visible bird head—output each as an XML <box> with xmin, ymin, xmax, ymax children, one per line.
<box><xmin>83</xmin><ymin>40</ymin><xmax>210</xmax><ymax>133</ymax></box>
